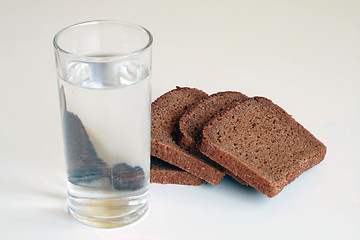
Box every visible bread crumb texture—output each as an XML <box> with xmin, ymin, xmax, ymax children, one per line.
<box><xmin>199</xmin><ymin>97</ymin><xmax>326</xmax><ymax>197</ymax></box>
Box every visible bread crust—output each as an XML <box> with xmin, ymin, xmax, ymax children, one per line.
<box><xmin>150</xmin><ymin>157</ymin><xmax>203</xmax><ymax>186</ymax></box>
<box><xmin>151</xmin><ymin>138</ymin><xmax>225</xmax><ymax>185</ymax></box>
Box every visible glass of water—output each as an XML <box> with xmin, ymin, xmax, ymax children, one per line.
<box><xmin>53</xmin><ymin>20</ymin><xmax>152</xmax><ymax>228</ymax></box>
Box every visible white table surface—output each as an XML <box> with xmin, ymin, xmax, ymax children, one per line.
<box><xmin>1</xmin><ymin>0</ymin><xmax>359</xmax><ymax>239</ymax></box>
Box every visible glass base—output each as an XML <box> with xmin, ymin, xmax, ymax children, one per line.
<box><xmin>68</xmin><ymin>191</ymin><xmax>149</xmax><ymax>228</ymax></box>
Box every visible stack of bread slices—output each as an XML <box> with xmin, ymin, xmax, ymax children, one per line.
<box><xmin>150</xmin><ymin>87</ymin><xmax>326</xmax><ymax>197</ymax></box>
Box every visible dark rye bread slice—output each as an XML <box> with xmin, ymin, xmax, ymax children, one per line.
<box><xmin>198</xmin><ymin>97</ymin><xmax>327</xmax><ymax>197</ymax></box>
<box><xmin>178</xmin><ymin>91</ymin><xmax>248</xmax><ymax>154</ymax></box>
<box><xmin>150</xmin><ymin>157</ymin><xmax>203</xmax><ymax>186</ymax></box>
<box><xmin>151</xmin><ymin>87</ymin><xmax>225</xmax><ymax>185</ymax></box>
<box><xmin>178</xmin><ymin>91</ymin><xmax>249</xmax><ymax>185</ymax></box>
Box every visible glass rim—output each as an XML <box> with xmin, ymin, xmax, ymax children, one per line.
<box><xmin>53</xmin><ymin>20</ymin><xmax>153</xmax><ymax>61</ymax></box>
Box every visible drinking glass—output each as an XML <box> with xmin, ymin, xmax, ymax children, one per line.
<box><xmin>53</xmin><ymin>20</ymin><xmax>152</xmax><ymax>228</ymax></box>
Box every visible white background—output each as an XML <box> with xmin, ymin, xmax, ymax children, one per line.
<box><xmin>1</xmin><ymin>0</ymin><xmax>359</xmax><ymax>239</ymax></box>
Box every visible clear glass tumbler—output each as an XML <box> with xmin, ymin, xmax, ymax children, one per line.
<box><xmin>53</xmin><ymin>20</ymin><xmax>152</xmax><ymax>228</ymax></box>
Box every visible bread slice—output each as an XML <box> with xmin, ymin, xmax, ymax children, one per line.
<box><xmin>178</xmin><ymin>91</ymin><xmax>248</xmax><ymax>154</ymax></box>
<box><xmin>151</xmin><ymin>87</ymin><xmax>225</xmax><ymax>185</ymax></box>
<box><xmin>178</xmin><ymin>91</ymin><xmax>249</xmax><ymax>185</ymax></box>
<box><xmin>150</xmin><ymin>157</ymin><xmax>203</xmax><ymax>186</ymax></box>
<box><xmin>198</xmin><ymin>97</ymin><xmax>327</xmax><ymax>197</ymax></box>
